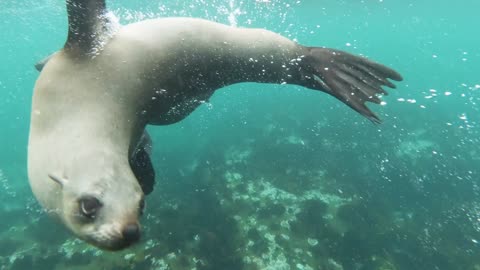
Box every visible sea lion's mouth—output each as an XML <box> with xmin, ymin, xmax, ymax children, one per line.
<box><xmin>95</xmin><ymin>239</ymin><xmax>136</xmax><ymax>251</ymax></box>
<box><xmin>82</xmin><ymin>223</ymin><xmax>142</xmax><ymax>251</ymax></box>
<box><xmin>84</xmin><ymin>235</ymin><xmax>140</xmax><ymax>251</ymax></box>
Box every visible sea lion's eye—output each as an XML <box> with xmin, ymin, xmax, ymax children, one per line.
<box><xmin>78</xmin><ymin>196</ymin><xmax>102</xmax><ymax>219</ymax></box>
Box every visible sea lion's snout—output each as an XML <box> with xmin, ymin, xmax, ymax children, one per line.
<box><xmin>104</xmin><ymin>222</ymin><xmax>142</xmax><ymax>251</ymax></box>
<box><xmin>87</xmin><ymin>221</ymin><xmax>142</xmax><ymax>251</ymax></box>
<box><xmin>121</xmin><ymin>223</ymin><xmax>141</xmax><ymax>244</ymax></box>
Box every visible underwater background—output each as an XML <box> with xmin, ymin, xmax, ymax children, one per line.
<box><xmin>0</xmin><ymin>0</ymin><xmax>479</xmax><ymax>269</ymax></box>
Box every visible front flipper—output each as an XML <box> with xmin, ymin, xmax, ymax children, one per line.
<box><xmin>130</xmin><ymin>132</ymin><xmax>155</xmax><ymax>195</ymax></box>
<box><xmin>35</xmin><ymin>52</ymin><xmax>57</xmax><ymax>71</ymax></box>
<box><xmin>301</xmin><ymin>47</ymin><xmax>403</xmax><ymax>123</ymax></box>
<box><xmin>64</xmin><ymin>0</ymin><xmax>112</xmax><ymax>54</ymax></box>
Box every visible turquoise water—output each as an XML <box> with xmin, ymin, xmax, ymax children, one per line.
<box><xmin>1</xmin><ymin>0</ymin><xmax>479</xmax><ymax>269</ymax></box>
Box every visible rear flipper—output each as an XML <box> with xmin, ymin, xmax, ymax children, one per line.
<box><xmin>130</xmin><ymin>132</ymin><xmax>155</xmax><ymax>195</ymax></box>
<box><xmin>299</xmin><ymin>47</ymin><xmax>403</xmax><ymax>123</ymax></box>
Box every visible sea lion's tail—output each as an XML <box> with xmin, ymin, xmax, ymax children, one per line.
<box><xmin>300</xmin><ymin>47</ymin><xmax>403</xmax><ymax>123</ymax></box>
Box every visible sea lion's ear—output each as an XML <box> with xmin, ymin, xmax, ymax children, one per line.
<box><xmin>48</xmin><ymin>174</ymin><xmax>68</xmax><ymax>188</ymax></box>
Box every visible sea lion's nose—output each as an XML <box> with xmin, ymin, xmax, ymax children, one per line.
<box><xmin>122</xmin><ymin>223</ymin><xmax>140</xmax><ymax>243</ymax></box>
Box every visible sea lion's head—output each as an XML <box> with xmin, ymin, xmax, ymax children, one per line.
<box><xmin>46</xmin><ymin>157</ymin><xmax>145</xmax><ymax>251</ymax></box>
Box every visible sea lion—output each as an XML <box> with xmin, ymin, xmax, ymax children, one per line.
<box><xmin>28</xmin><ymin>0</ymin><xmax>402</xmax><ymax>250</ymax></box>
